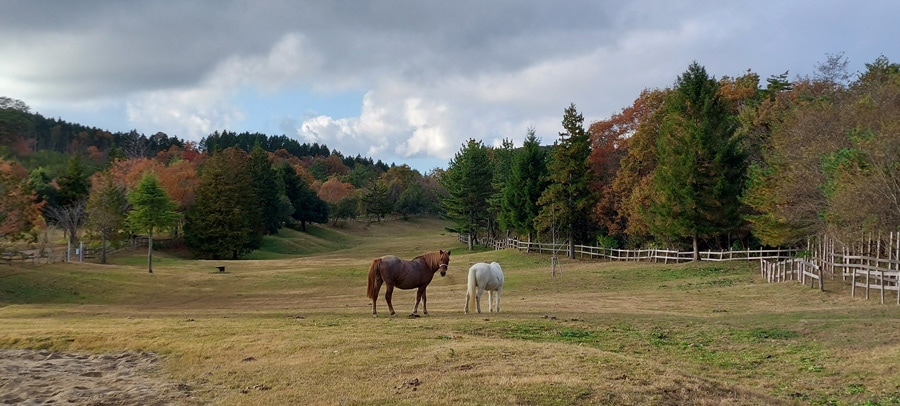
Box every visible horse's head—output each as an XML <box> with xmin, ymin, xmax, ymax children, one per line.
<box><xmin>438</xmin><ymin>249</ymin><xmax>451</xmax><ymax>277</ymax></box>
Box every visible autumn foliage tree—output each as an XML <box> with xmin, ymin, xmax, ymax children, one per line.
<box><xmin>86</xmin><ymin>171</ymin><xmax>127</xmax><ymax>263</ymax></box>
<box><xmin>743</xmin><ymin>55</ymin><xmax>900</xmax><ymax>245</ymax></box>
<box><xmin>0</xmin><ymin>158</ymin><xmax>43</xmax><ymax>248</ymax></box>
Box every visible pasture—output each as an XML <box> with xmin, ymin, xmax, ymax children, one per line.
<box><xmin>1</xmin><ymin>217</ymin><xmax>899</xmax><ymax>405</ymax></box>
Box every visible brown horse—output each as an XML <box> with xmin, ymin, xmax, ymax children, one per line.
<box><xmin>366</xmin><ymin>250</ymin><xmax>451</xmax><ymax>317</ymax></box>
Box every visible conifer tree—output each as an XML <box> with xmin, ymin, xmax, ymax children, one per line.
<box><xmin>361</xmin><ymin>179</ymin><xmax>392</xmax><ymax>221</ymax></box>
<box><xmin>440</xmin><ymin>139</ymin><xmax>493</xmax><ymax>250</ymax></box>
<box><xmin>536</xmin><ymin>104</ymin><xmax>595</xmax><ymax>259</ymax></box>
<box><xmin>489</xmin><ymin>138</ymin><xmax>514</xmax><ymax>238</ymax></box>
<box><xmin>278</xmin><ymin>163</ymin><xmax>328</xmax><ymax>231</ymax></box>
<box><xmin>57</xmin><ymin>155</ymin><xmax>91</xmax><ymax>208</ymax></box>
<box><xmin>650</xmin><ymin>62</ymin><xmax>745</xmax><ymax>259</ymax></box>
<box><xmin>500</xmin><ymin>128</ymin><xmax>548</xmax><ymax>244</ymax></box>
<box><xmin>248</xmin><ymin>145</ymin><xmax>281</xmax><ymax>234</ymax></box>
<box><xmin>184</xmin><ymin>147</ymin><xmax>261</xmax><ymax>259</ymax></box>
<box><xmin>127</xmin><ymin>173</ymin><xmax>179</xmax><ymax>272</ymax></box>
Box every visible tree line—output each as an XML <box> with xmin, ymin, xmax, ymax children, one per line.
<box><xmin>0</xmin><ymin>103</ymin><xmax>444</xmax><ymax>264</ymax></box>
<box><xmin>1</xmin><ymin>53</ymin><xmax>897</xmax><ymax>263</ymax></box>
<box><xmin>440</xmin><ymin>54</ymin><xmax>900</xmax><ymax>260</ymax></box>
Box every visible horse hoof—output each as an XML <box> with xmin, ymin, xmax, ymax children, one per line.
<box><xmin>408</xmin><ymin>313</ymin><xmax>420</xmax><ymax>318</ymax></box>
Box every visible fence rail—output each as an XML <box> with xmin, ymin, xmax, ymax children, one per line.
<box><xmin>460</xmin><ymin>234</ymin><xmax>798</xmax><ymax>263</ymax></box>
<box><xmin>462</xmin><ymin>232</ymin><xmax>900</xmax><ymax>304</ymax></box>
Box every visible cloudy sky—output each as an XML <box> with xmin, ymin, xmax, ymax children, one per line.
<box><xmin>1</xmin><ymin>1</ymin><xmax>897</xmax><ymax>172</ymax></box>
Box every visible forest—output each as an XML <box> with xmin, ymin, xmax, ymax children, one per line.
<box><xmin>1</xmin><ymin>53</ymin><xmax>898</xmax><ymax>261</ymax></box>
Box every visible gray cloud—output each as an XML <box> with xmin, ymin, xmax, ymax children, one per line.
<box><xmin>1</xmin><ymin>1</ymin><xmax>897</xmax><ymax>171</ymax></box>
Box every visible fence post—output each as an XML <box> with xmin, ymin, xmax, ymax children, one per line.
<box><xmin>866</xmin><ymin>265</ymin><xmax>872</xmax><ymax>300</ymax></box>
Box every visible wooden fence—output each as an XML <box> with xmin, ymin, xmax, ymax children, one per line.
<box><xmin>460</xmin><ymin>234</ymin><xmax>798</xmax><ymax>263</ymax></box>
<box><xmin>808</xmin><ymin>234</ymin><xmax>900</xmax><ymax>304</ymax></box>
<box><xmin>463</xmin><ymin>232</ymin><xmax>900</xmax><ymax>304</ymax></box>
<box><xmin>759</xmin><ymin>258</ymin><xmax>822</xmax><ymax>291</ymax></box>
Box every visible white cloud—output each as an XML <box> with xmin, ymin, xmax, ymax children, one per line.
<box><xmin>125</xmin><ymin>33</ymin><xmax>322</xmax><ymax>139</ymax></box>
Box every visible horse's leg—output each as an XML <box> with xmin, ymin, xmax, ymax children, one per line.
<box><xmin>385</xmin><ymin>284</ymin><xmax>397</xmax><ymax>316</ymax></box>
<box><xmin>476</xmin><ymin>286</ymin><xmax>485</xmax><ymax>314</ymax></box>
<box><xmin>411</xmin><ymin>287</ymin><xmax>424</xmax><ymax>316</ymax></box>
<box><xmin>487</xmin><ymin>290</ymin><xmax>494</xmax><ymax>313</ymax></box>
<box><xmin>495</xmin><ymin>287</ymin><xmax>501</xmax><ymax>313</ymax></box>
<box><xmin>464</xmin><ymin>290</ymin><xmax>471</xmax><ymax>314</ymax></box>
<box><xmin>372</xmin><ymin>278</ymin><xmax>383</xmax><ymax>317</ymax></box>
<box><xmin>422</xmin><ymin>288</ymin><xmax>428</xmax><ymax>316</ymax></box>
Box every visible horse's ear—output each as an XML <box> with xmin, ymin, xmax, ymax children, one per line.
<box><xmin>447</xmin><ymin>250</ymin><xmax>451</xmax><ymax>255</ymax></box>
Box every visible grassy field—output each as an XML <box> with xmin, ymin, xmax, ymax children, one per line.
<box><xmin>2</xmin><ymin>217</ymin><xmax>900</xmax><ymax>405</ymax></box>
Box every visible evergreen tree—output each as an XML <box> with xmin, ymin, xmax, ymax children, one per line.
<box><xmin>278</xmin><ymin>163</ymin><xmax>328</xmax><ymax>231</ymax></box>
<box><xmin>650</xmin><ymin>62</ymin><xmax>745</xmax><ymax>259</ymax></box>
<box><xmin>501</xmin><ymin>128</ymin><xmax>549</xmax><ymax>245</ymax></box>
<box><xmin>396</xmin><ymin>182</ymin><xmax>430</xmax><ymax>219</ymax></box>
<box><xmin>184</xmin><ymin>147</ymin><xmax>262</xmax><ymax>259</ymax></box>
<box><xmin>127</xmin><ymin>173</ymin><xmax>179</xmax><ymax>272</ymax></box>
<box><xmin>361</xmin><ymin>180</ymin><xmax>392</xmax><ymax>221</ymax></box>
<box><xmin>536</xmin><ymin>104</ymin><xmax>595</xmax><ymax>259</ymax></box>
<box><xmin>331</xmin><ymin>196</ymin><xmax>359</xmax><ymax>225</ymax></box>
<box><xmin>294</xmin><ymin>186</ymin><xmax>329</xmax><ymax>231</ymax></box>
<box><xmin>56</xmin><ymin>155</ymin><xmax>90</xmax><ymax>208</ymax></box>
<box><xmin>248</xmin><ymin>145</ymin><xmax>282</xmax><ymax>234</ymax></box>
<box><xmin>27</xmin><ymin>167</ymin><xmax>60</xmax><ymax>216</ymax></box>
<box><xmin>440</xmin><ymin>139</ymin><xmax>493</xmax><ymax>250</ymax></box>
<box><xmin>488</xmin><ymin>138</ymin><xmax>515</xmax><ymax>238</ymax></box>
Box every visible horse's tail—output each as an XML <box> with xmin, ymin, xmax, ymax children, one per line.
<box><xmin>466</xmin><ymin>263</ymin><xmax>478</xmax><ymax>311</ymax></box>
<box><xmin>367</xmin><ymin>258</ymin><xmax>381</xmax><ymax>300</ymax></box>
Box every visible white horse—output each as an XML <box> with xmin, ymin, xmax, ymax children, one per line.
<box><xmin>465</xmin><ymin>262</ymin><xmax>504</xmax><ymax>314</ymax></box>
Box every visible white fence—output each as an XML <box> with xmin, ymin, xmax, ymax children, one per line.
<box><xmin>759</xmin><ymin>258</ymin><xmax>822</xmax><ymax>291</ymax></box>
<box><xmin>812</xmin><ymin>234</ymin><xmax>900</xmax><ymax>304</ymax></box>
<box><xmin>463</xmin><ymin>233</ymin><xmax>900</xmax><ymax>304</ymax></box>
<box><xmin>460</xmin><ymin>234</ymin><xmax>798</xmax><ymax>263</ymax></box>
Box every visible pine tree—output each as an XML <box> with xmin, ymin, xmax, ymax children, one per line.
<box><xmin>127</xmin><ymin>173</ymin><xmax>179</xmax><ymax>272</ymax></box>
<box><xmin>361</xmin><ymin>180</ymin><xmax>392</xmax><ymax>221</ymax></box>
<box><xmin>537</xmin><ymin>104</ymin><xmax>595</xmax><ymax>259</ymax></box>
<box><xmin>248</xmin><ymin>145</ymin><xmax>282</xmax><ymax>234</ymax></box>
<box><xmin>500</xmin><ymin>128</ymin><xmax>549</xmax><ymax>245</ymax></box>
<box><xmin>184</xmin><ymin>147</ymin><xmax>261</xmax><ymax>259</ymax></box>
<box><xmin>57</xmin><ymin>155</ymin><xmax>90</xmax><ymax>208</ymax></box>
<box><xmin>278</xmin><ymin>163</ymin><xmax>328</xmax><ymax>231</ymax></box>
<box><xmin>650</xmin><ymin>62</ymin><xmax>745</xmax><ymax>259</ymax></box>
<box><xmin>489</xmin><ymin>138</ymin><xmax>515</xmax><ymax>238</ymax></box>
<box><xmin>440</xmin><ymin>139</ymin><xmax>493</xmax><ymax>250</ymax></box>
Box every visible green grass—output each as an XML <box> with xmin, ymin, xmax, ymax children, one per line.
<box><xmin>245</xmin><ymin>224</ymin><xmax>357</xmax><ymax>259</ymax></box>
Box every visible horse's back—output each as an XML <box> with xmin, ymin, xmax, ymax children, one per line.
<box><xmin>375</xmin><ymin>255</ymin><xmax>434</xmax><ymax>289</ymax></box>
<box><xmin>471</xmin><ymin>262</ymin><xmax>503</xmax><ymax>290</ymax></box>
<box><xmin>490</xmin><ymin>262</ymin><xmax>504</xmax><ymax>280</ymax></box>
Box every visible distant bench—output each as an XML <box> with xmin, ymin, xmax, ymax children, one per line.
<box><xmin>1</xmin><ymin>251</ymin><xmax>36</xmax><ymax>265</ymax></box>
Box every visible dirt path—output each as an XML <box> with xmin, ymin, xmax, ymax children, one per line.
<box><xmin>0</xmin><ymin>350</ymin><xmax>195</xmax><ymax>405</ymax></box>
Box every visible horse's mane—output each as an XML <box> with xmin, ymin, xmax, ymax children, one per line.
<box><xmin>415</xmin><ymin>251</ymin><xmax>444</xmax><ymax>269</ymax></box>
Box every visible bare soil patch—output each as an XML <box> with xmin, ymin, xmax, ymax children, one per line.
<box><xmin>0</xmin><ymin>350</ymin><xmax>194</xmax><ymax>405</ymax></box>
